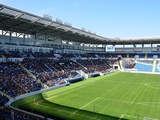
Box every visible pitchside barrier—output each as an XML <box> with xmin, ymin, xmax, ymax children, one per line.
<box><xmin>66</xmin><ymin>76</ymin><xmax>84</xmax><ymax>83</ymax></box>
<box><xmin>7</xmin><ymin>76</ymin><xmax>85</xmax><ymax>119</ymax></box>
<box><xmin>88</xmin><ymin>70</ymin><xmax>115</xmax><ymax>77</ymax></box>
<box><xmin>88</xmin><ymin>72</ymin><xmax>101</xmax><ymax>77</ymax></box>
<box><xmin>7</xmin><ymin>82</ymin><xmax>69</xmax><ymax>120</ymax></box>
<box><xmin>8</xmin><ymin>75</ymin><xmax>87</xmax><ymax>105</ymax></box>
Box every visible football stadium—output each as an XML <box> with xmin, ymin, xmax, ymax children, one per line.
<box><xmin>1</xmin><ymin>3</ymin><xmax>160</xmax><ymax>120</ymax></box>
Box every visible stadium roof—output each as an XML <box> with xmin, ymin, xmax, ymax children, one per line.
<box><xmin>0</xmin><ymin>3</ymin><xmax>160</xmax><ymax>45</ymax></box>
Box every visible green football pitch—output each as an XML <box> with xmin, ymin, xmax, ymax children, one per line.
<box><xmin>12</xmin><ymin>71</ymin><xmax>160</xmax><ymax>120</ymax></box>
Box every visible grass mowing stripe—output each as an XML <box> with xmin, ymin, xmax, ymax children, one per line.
<box><xmin>47</xmin><ymin>72</ymin><xmax>121</xmax><ymax>107</ymax></box>
<box><xmin>45</xmin><ymin>72</ymin><xmax>160</xmax><ymax>118</ymax></box>
<box><xmin>55</xmin><ymin>74</ymin><xmax>126</xmax><ymax>111</ymax></box>
<box><xmin>113</xmin><ymin>84</ymin><xmax>138</xmax><ymax>116</ymax></box>
<box><xmin>155</xmin><ymin>79</ymin><xmax>160</xmax><ymax>118</ymax></box>
<box><xmin>54</xmin><ymin>72</ymin><xmax>160</xmax><ymax>119</ymax></box>
<box><xmin>144</xmin><ymin>74</ymin><xmax>158</xmax><ymax>117</ymax></box>
<box><xmin>73</xmin><ymin>97</ymin><xmax>100</xmax><ymax>114</ymax></box>
<box><xmin>44</xmin><ymin>72</ymin><xmax>118</xmax><ymax>100</ymax></box>
<box><xmin>134</xmin><ymin>74</ymin><xmax>156</xmax><ymax>118</ymax></box>
<box><xmin>123</xmin><ymin>114</ymin><xmax>144</xmax><ymax>120</ymax></box>
<box><xmin>99</xmin><ymin>74</ymin><xmax>133</xmax><ymax>115</ymax></box>
<box><xmin>35</xmin><ymin>103</ymin><xmax>101</xmax><ymax>120</ymax></box>
<box><xmin>148</xmin><ymin>75</ymin><xmax>158</xmax><ymax>117</ymax></box>
<box><xmin>149</xmin><ymin>75</ymin><xmax>160</xmax><ymax>119</ymax></box>
<box><xmin>73</xmin><ymin>78</ymin><xmax>132</xmax><ymax>119</ymax></box>
<box><xmin>15</xmin><ymin>72</ymin><xmax>160</xmax><ymax>120</ymax></box>
<box><xmin>114</xmin><ymin>74</ymin><xmax>143</xmax><ymax>117</ymax></box>
<box><xmin>88</xmin><ymin>74</ymin><xmax>134</xmax><ymax>116</ymax></box>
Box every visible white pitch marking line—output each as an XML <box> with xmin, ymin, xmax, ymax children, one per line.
<box><xmin>73</xmin><ymin>97</ymin><xmax>100</xmax><ymax>114</ymax></box>
<box><xmin>119</xmin><ymin>114</ymin><xmax>124</xmax><ymax>120</ymax></box>
<box><xmin>124</xmin><ymin>114</ymin><xmax>143</xmax><ymax>119</ymax></box>
<box><xmin>36</xmin><ymin>103</ymin><xmax>101</xmax><ymax>120</ymax></box>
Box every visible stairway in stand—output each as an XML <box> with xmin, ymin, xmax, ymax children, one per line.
<box><xmin>152</xmin><ymin>59</ymin><xmax>156</xmax><ymax>73</ymax></box>
<box><xmin>18</xmin><ymin>62</ymin><xmax>49</xmax><ymax>88</ymax></box>
<box><xmin>0</xmin><ymin>91</ymin><xmax>12</xmax><ymax>100</ymax></box>
<box><xmin>119</xmin><ymin>59</ymin><xmax>124</xmax><ymax>71</ymax></box>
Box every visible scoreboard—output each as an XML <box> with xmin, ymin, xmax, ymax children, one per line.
<box><xmin>105</xmin><ymin>45</ymin><xmax>115</xmax><ymax>52</ymax></box>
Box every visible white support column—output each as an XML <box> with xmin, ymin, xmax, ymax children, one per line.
<box><xmin>44</xmin><ymin>34</ymin><xmax>47</xmax><ymax>46</ymax></box>
<box><xmin>142</xmin><ymin>44</ymin><xmax>144</xmax><ymax>52</ymax></box>
<box><xmin>133</xmin><ymin>44</ymin><xmax>136</xmax><ymax>52</ymax></box>
<box><xmin>96</xmin><ymin>45</ymin><xmax>98</xmax><ymax>51</ymax></box>
<box><xmin>23</xmin><ymin>34</ymin><xmax>25</xmax><ymax>44</ymax></box>
<box><xmin>151</xmin><ymin>43</ymin><xmax>153</xmax><ymax>52</ymax></box>
<box><xmin>9</xmin><ymin>30</ymin><xmax>12</xmax><ymax>43</ymax></box>
<box><xmin>103</xmin><ymin>45</ymin><xmax>106</xmax><ymax>52</ymax></box>
<box><xmin>34</xmin><ymin>34</ymin><xmax>37</xmax><ymax>46</ymax></box>
<box><xmin>113</xmin><ymin>45</ymin><xmax>115</xmax><ymax>52</ymax></box>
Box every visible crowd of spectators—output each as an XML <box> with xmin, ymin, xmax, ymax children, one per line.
<box><xmin>0</xmin><ymin>60</ymin><xmax>46</xmax><ymax>120</ymax></box>
<box><xmin>122</xmin><ymin>58</ymin><xmax>136</xmax><ymax>69</ymax></box>
<box><xmin>0</xmin><ymin>51</ymin><xmax>22</xmax><ymax>58</ymax></box>
<box><xmin>21</xmin><ymin>58</ymin><xmax>83</xmax><ymax>87</ymax></box>
<box><xmin>77</xmin><ymin>58</ymin><xmax>117</xmax><ymax>74</ymax></box>
<box><xmin>32</xmin><ymin>52</ymin><xmax>55</xmax><ymax>58</ymax></box>
<box><xmin>21</xmin><ymin>56</ymin><xmax>118</xmax><ymax>86</ymax></box>
<box><xmin>1</xmin><ymin>105</ymin><xmax>45</xmax><ymax>120</ymax></box>
<box><xmin>0</xmin><ymin>94</ymin><xmax>9</xmax><ymax>108</ymax></box>
<box><xmin>0</xmin><ymin>52</ymin><xmax>118</xmax><ymax>119</ymax></box>
<box><xmin>0</xmin><ymin>62</ymin><xmax>42</xmax><ymax>97</ymax></box>
<box><xmin>1</xmin><ymin>93</ymin><xmax>46</xmax><ymax>120</ymax></box>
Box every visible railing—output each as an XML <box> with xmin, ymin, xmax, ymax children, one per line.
<box><xmin>7</xmin><ymin>83</ymin><xmax>69</xmax><ymax>120</ymax></box>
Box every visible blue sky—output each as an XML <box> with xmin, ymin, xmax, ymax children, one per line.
<box><xmin>1</xmin><ymin>0</ymin><xmax>160</xmax><ymax>38</ymax></box>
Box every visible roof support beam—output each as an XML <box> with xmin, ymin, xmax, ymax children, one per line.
<box><xmin>3</xmin><ymin>30</ymin><xmax>9</xmax><ymax>35</ymax></box>
<box><xmin>31</xmin><ymin>17</ymin><xmax>40</xmax><ymax>23</ymax></box>
<box><xmin>17</xmin><ymin>33</ymin><xmax>23</xmax><ymax>37</ymax></box>
<box><xmin>45</xmin><ymin>21</ymin><xmax>53</xmax><ymax>27</ymax></box>
<box><xmin>15</xmin><ymin>12</ymin><xmax>24</xmax><ymax>19</ymax></box>
<box><xmin>9</xmin><ymin>29</ymin><xmax>12</xmax><ymax>43</ymax></box>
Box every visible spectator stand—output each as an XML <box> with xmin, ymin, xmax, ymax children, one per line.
<box><xmin>6</xmin><ymin>82</ymin><xmax>69</xmax><ymax>120</ymax></box>
<box><xmin>18</xmin><ymin>62</ymin><xmax>49</xmax><ymax>89</ymax></box>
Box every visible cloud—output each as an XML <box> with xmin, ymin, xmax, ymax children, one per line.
<box><xmin>0</xmin><ymin>0</ymin><xmax>9</xmax><ymax>5</ymax></box>
<box><xmin>37</xmin><ymin>7</ymin><xmax>58</xmax><ymax>16</ymax></box>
